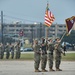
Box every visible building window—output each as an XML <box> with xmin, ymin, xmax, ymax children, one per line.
<box><xmin>16</xmin><ymin>25</ymin><xmax>21</xmax><ymax>27</ymax></box>
<box><xmin>9</xmin><ymin>29</ymin><xmax>15</xmax><ymax>31</ymax></box>
<box><xmin>59</xmin><ymin>26</ymin><xmax>63</xmax><ymax>28</ymax></box>
<box><xmin>9</xmin><ymin>25</ymin><xmax>14</xmax><ymax>27</ymax></box>
<box><xmin>16</xmin><ymin>29</ymin><xmax>20</xmax><ymax>31</ymax></box>
<box><xmin>58</xmin><ymin>30</ymin><xmax>62</xmax><ymax>32</ymax></box>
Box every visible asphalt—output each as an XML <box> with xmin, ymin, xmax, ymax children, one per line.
<box><xmin>0</xmin><ymin>60</ymin><xmax>75</xmax><ymax>75</ymax></box>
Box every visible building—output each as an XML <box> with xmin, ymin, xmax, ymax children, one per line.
<box><xmin>2</xmin><ymin>23</ymin><xmax>66</xmax><ymax>41</ymax></box>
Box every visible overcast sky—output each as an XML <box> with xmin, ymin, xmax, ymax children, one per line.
<box><xmin>0</xmin><ymin>0</ymin><xmax>75</xmax><ymax>24</ymax></box>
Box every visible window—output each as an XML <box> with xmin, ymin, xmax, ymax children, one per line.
<box><xmin>16</xmin><ymin>25</ymin><xmax>21</xmax><ymax>27</ymax></box>
<box><xmin>9</xmin><ymin>29</ymin><xmax>15</xmax><ymax>31</ymax></box>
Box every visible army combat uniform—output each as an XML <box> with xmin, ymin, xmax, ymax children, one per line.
<box><xmin>5</xmin><ymin>43</ymin><xmax>10</xmax><ymax>59</ymax></box>
<box><xmin>41</xmin><ymin>39</ymin><xmax>48</xmax><ymax>72</ymax></box>
<box><xmin>48</xmin><ymin>40</ymin><xmax>55</xmax><ymax>71</ymax></box>
<box><xmin>15</xmin><ymin>42</ymin><xmax>21</xmax><ymax>59</ymax></box>
<box><xmin>10</xmin><ymin>44</ymin><xmax>14</xmax><ymax>59</ymax></box>
<box><xmin>54</xmin><ymin>39</ymin><xmax>64</xmax><ymax>71</ymax></box>
<box><xmin>33</xmin><ymin>40</ymin><xmax>41</xmax><ymax>72</ymax></box>
<box><xmin>0</xmin><ymin>43</ymin><xmax>4</xmax><ymax>59</ymax></box>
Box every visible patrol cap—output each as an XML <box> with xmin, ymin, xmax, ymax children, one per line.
<box><xmin>34</xmin><ymin>38</ymin><xmax>38</xmax><ymax>41</ymax></box>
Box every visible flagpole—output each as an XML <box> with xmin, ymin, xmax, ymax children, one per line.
<box><xmin>60</xmin><ymin>31</ymin><xmax>66</xmax><ymax>42</ymax></box>
<box><xmin>45</xmin><ymin>27</ymin><xmax>49</xmax><ymax>39</ymax></box>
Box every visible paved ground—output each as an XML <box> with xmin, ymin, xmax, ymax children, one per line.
<box><xmin>0</xmin><ymin>60</ymin><xmax>75</xmax><ymax>75</ymax></box>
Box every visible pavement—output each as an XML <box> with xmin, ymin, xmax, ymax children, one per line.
<box><xmin>0</xmin><ymin>60</ymin><xmax>75</xmax><ymax>75</ymax></box>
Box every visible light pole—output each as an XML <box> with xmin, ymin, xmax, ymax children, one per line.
<box><xmin>1</xmin><ymin>11</ymin><xmax>3</xmax><ymax>44</ymax></box>
<box><xmin>31</xmin><ymin>25</ymin><xmax>34</xmax><ymax>47</ymax></box>
<box><xmin>39</xmin><ymin>22</ymin><xmax>42</xmax><ymax>39</ymax></box>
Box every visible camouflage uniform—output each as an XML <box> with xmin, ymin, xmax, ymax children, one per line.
<box><xmin>5</xmin><ymin>43</ymin><xmax>10</xmax><ymax>59</ymax></box>
<box><xmin>41</xmin><ymin>38</ymin><xmax>48</xmax><ymax>72</ymax></box>
<box><xmin>1</xmin><ymin>44</ymin><xmax>4</xmax><ymax>59</ymax></box>
<box><xmin>48</xmin><ymin>39</ymin><xmax>55</xmax><ymax>71</ymax></box>
<box><xmin>33</xmin><ymin>40</ymin><xmax>41</xmax><ymax>72</ymax></box>
<box><xmin>10</xmin><ymin>44</ymin><xmax>14</xmax><ymax>59</ymax></box>
<box><xmin>15</xmin><ymin>42</ymin><xmax>21</xmax><ymax>59</ymax></box>
<box><xmin>0</xmin><ymin>44</ymin><xmax>2</xmax><ymax>59</ymax></box>
<box><xmin>54</xmin><ymin>38</ymin><xmax>64</xmax><ymax>71</ymax></box>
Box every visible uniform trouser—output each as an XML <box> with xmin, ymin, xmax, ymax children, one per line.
<box><xmin>11</xmin><ymin>51</ymin><xmax>14</xmax><ymax>59</ymax></box>
<box><xmin>18</xmin><ymin>51</ymin><xmax>21</xmax><ymax>59</ymax></box>
<box><xmin>41</xmin><ymin>54</ymin><xmax>47</xmax><ymax>70</ymax></box>
<box><xmin>55</xmin><ymin>56</ymin><xmax>61</xmax><ymax>69</ymax></box>
<box><xmin>6</xmin><ymin>52</ymin><xmax>10</xmax><ymax>59</ymax></box>
<box><xmin>15</xmin><ymin>51</ymin><xmax>21</xmax><ymax>59</ymax></box>
<box><xmin>15</xmin><ymin>51</ymin><xmax>18</xmax><ymax>59</ymax></box>
<box><xmin>34</xmin><ymin>54</ymin><xmax>41</xmax><ymax>70</ymax></box>
<box><xmin>0</xmin><ymin>53</ymin><xmax>1</xmax><ymax>59</ymax></box>
<box><xmin>48</xmin><ymin>54</ymin><xmax>53</xmax><ymax>69</ymax></box>
<box><xmin>0</xmin><ymin>52</ymin><xmax>4</xmax><ymax>59</ymax></box>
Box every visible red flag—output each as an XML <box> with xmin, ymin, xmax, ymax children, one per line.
<box><xmin>65</xmin><ymin>16</ymin><xmax>75</xmax><ymax>35</ymax></box>
<box><xmin>44</xmin><ymin>3</ymin><xmax>55</xmax><ymax>27</ymax></box>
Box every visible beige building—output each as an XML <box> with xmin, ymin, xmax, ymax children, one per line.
<box><xmin>3</xmin><ymin>23</ymin><xmax>66</xmax><ymax>40</ymax></box>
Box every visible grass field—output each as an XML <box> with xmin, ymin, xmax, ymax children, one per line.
<box><xmin>62</xmin><ymin>53</ymin><xmax>75</xmax><ymax>61</ymax></box>
<box><xmin>1</xmin><ymin>52</ymin><xmax>75</xmax><ymax>61</ymax></box>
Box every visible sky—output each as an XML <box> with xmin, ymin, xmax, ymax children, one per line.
<box><xmin>0</xmin><ymin>0</ymin><xmax>75</xmax><ymax>24</ymax></box>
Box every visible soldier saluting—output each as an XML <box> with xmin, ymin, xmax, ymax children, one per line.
<box><xmin>0</xmin><ymin>43</ymin><xmax>4</xmax><ymax>59</ymax></box>
<box><xmin>41</xmin><ymin>38</ymin><xmax>48</xmax><ymax>72</ymax></box>
<box><xmin>48</xmin><ymin>39</ymin><xmax>55</xmax><ymax>71</ymax></box>
<box><xmin>5</xmin><ymin>43</ymin><xmax>10</xmax><ymax>59</ymax></box>
<box><xmin>33</xmin><ymin>39</ymin><xmax>41</xmax><ymax>72</ymax></box>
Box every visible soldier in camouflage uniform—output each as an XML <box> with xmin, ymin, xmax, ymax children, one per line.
<box><xmin>33</xmin><ymin>39</ymin><xmax>41</xmax><ymax>72</ymax></box>
<box><xmin>48</xmin><ymin>39</ymin><xmax>55</xmax><ymax>71</ymax></box>
<box><xmin>10</xmin><ymin>43</ymin><xmax>14</xmax><ymax>59</ymax></box>
<box><xmin>41</xmin><ymin>38</ymin><xmax>48</xmax><ymax>72</ymax></box>
<box><xmin>15</xmin><ymin>41</ymin><xmax>21</xmax><ymax>59</ymax></box>
<box><xmin>5</xmin><ymin>43</ymin><xmax>10</xmax><ymax>59</ymax></box>
<box><xmin>0</xmin><ymin>43</ymin><xmax>4</xmax><ymax>59</ymax></box>
<box><xmin>0</xmin><ymin>43</ymin><xmax>2</xmax><ymax>59</ymax></box>
<box><xmin>54</xmin><ymin>38</ymin><xmax>65</xmax><ymax>71</ymax></box>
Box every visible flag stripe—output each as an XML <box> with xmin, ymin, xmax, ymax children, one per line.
<box><xmin>44</xmin><ymin>3</ymin><xmax>55</xmax><ymax>27</ymax></box>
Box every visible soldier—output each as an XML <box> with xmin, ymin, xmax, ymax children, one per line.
<box><xmin>10</xmin><ymin>43</ymin><xmax>14</xmax><ymax>59</ymax></box>
<box><xmin>48</xmin><ymin>39</ymin><xmax>55</xmax><ymax>71</ymax></box>
<box><xmin>0</xmin><ymin>43</ymin><xmax>2</xmax><ymax>59</ymax></box>
<box><xmin>0</xmin><ymin>43</ymin><xmax>4</xmax><ymax>59</ymax></box>
<box><xmin>54</xmin><ymin>38</ymin><xmax>65</xmax><ymax>71</ymax></box>
<box><xmin>41</xmin><ymin>38</ymin><xmax>48</xmax><ymax>72</ymax></box>
<box><xmin>33</xmin><ymin>39</ymin><xmax>41</xmax><ymax>72</ymax></box>
<box><xmin>63</xmin><ymin>42</ymin><xmax>66</xmax><ymax>56</ymax></box>
<box><xmin>15</xmin><ymin>41</ymin><xmax>21</xmax><ymax>59</ymax></box>
<box><xmin>5</xmin><ymin>43</ymin><xmax>10</xmax><ymax>59</ymax></box>
<box><xmin>1</xmin><ymin>43</ymin><xmax>4</xmax><ymax>59</ymax></box>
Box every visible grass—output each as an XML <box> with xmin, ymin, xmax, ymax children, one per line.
<box><xmin>62</xmin><ymin>53</ymin><xmax>75</xmax><ymax>61</ymax></box>
<box><xmin>1</xmin><ymin>53</ymin><xmax>75</xmax><ymax>61</ymax></box>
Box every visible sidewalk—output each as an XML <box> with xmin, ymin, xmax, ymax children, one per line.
<box><xmin>0</xmin><ymin>60</ymin><xmax>75</xmax><ymax>75</ymax></box>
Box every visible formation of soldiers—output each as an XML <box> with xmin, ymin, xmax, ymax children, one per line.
<box><xmin>0</xmin><ymin>41</ymin><xmax>21</xmax><ymax>59</ymax></box>
<box><xmin>33</xmin><ymin>37</ymin><xmax>65</xmax><ymax>72</ymax></box>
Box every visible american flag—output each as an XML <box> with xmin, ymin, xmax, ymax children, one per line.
<box><xmin>44</xmin><ymin>3</ymin><xmax>55</xmax><ymax>27</ymax></box>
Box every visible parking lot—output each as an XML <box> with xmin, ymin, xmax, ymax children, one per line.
<box><xmin>0</xmin><ymin>60</ymin><xmax>75</xmax><ymax>75</ymax></box>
